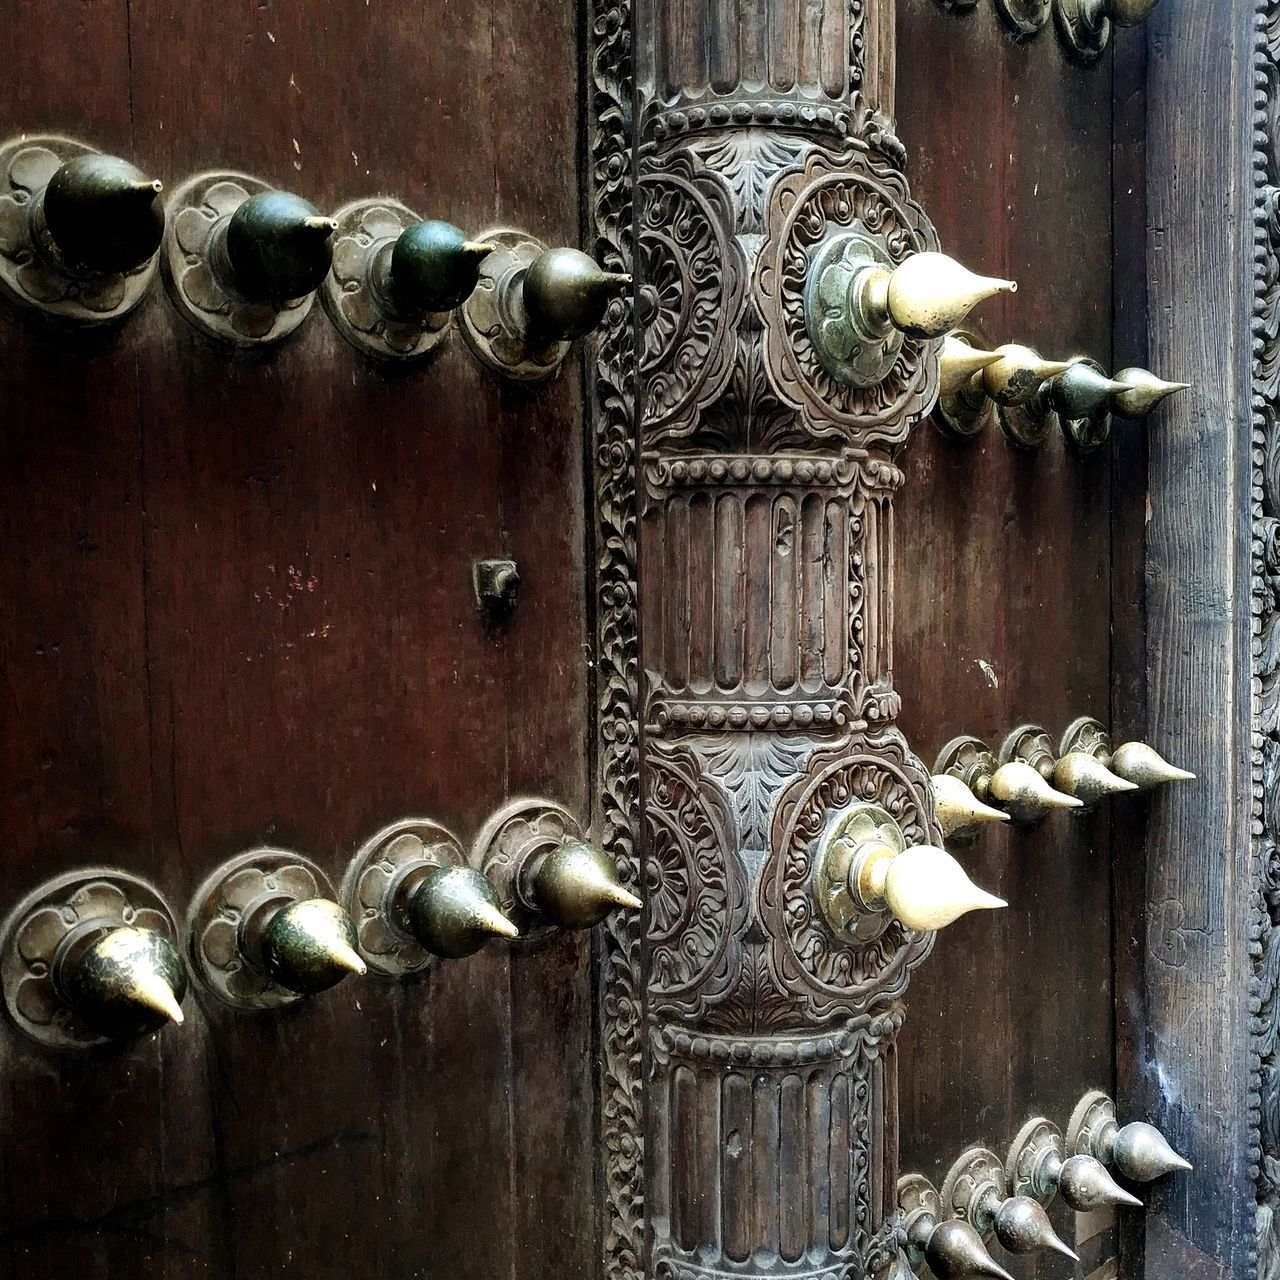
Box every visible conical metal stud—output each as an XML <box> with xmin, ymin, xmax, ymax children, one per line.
<box><xmin>988</xmin><ymin>760</ymin><xmax>1084</xmax><ymax>825</ymax></box>
<box><xmin>877</xmin><ymin>254</ymin><xmax>1016</xmax><ymax>341</ymax></box>
<box><xmin>1051</xmin><ymin>750</ymin><xmax>1140</xmax><ymax>808</ymax></box>
<box><xmin>982</xmin><ymin>345</ymin><xmax>1076</xmax><ymax>407</ymax></box>
<box><xmin>878</xmin><ymin>844</ymin><xmax>1006</xmax><ymax>931</ymax></box>
<box><xmin>386</xmin><ymin>220</ymin><xmax>496</xmax><ymax>315</ymax></box>
<box><xmin>224</xmin><ymin>190</ymin><xmax>337</xmax><ymax>302</ymax></box>
<box><xmin>43</xmin><ymin>153</ymin><xmax>165</xmax><ymax>275</ymax></box>
<box><xmin>1110</xmin><ymin>368</ymin><xmax>1190</xmax><ymax>419</ymax></box>
<box><xmin>1058</xmin><ymin>1154</ymin><xmax>1143</xmax><ymax>1210</ymax></box>
<box><xmin>260</xmin><ymin>898</ymin><xmax>367</xmax><ymax>995</ymax></box>
<box><xmin>925</xmin><ymin>1220</ymin><xmax>1016</xmax><ymax>1280</ymax></box>
<box><xmin>1112</xmin><ymin>1122</ymin><xmax>1193</xmax><ymax>1181</ymax></box>
<box><xmin>533</xmin><ymin>839</ymin><xmax>643</xmax><ymax>930</ymax></box>
<box><xmin>1047</xmin><ymin>361</ymin><xmax>1129</xmax><ymax>420</ymax></box>
<box><xmin>992</xmin><ymin>1197</ymin><xmax>1078</xmax><ymax>1261</ymax></box>
<box><xmin>932</xmin><ymin>772</ymin><xmax>1011</xmax><ymax>841</ymax></box>
<box><xmin>61</xmin><ymin>925</ymin><xmax>187</xmax><ymax>1037</ymax></box>
<box><xmin>1110</xmin><ymin>740</ymin><xmax>1196</xmax><ymax>789</ymax></box>
<box><xmin>938</xmin><ymin>335</ymin><xmax>1005</xmax><ymax>398</ymax></box>
<box><xmin>523</xmin><ymin>246</ymin><xmax>632</xmax><ymax>341</ymax></box>
<box><xmin>407</xmin><ymin>864</ymin><xmax>520</xmax><ymax>959</ymax></box>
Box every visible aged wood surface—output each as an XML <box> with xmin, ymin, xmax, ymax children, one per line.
<box><xmin>0</xmin><ymin>2</ymin><xmax>591</xmax><ymax>1277</ymax></box>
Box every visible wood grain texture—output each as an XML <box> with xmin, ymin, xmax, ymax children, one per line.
<box><xmin>0</xmin><ymin>1</ymin><xmax>591</xmax><ymax>1276</ymax></box>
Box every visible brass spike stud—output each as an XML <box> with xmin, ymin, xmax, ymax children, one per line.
<box><xmin>1055</xmin><ymin>0</ymin><xmax>1163</xmax><ymax>62</ymax></box>
<box><xmin>1060</xmin><ymin>716</ymin><xmax>1196</xmax><ymax>792</ymax></box>
<box><xmin>523</xmin><ymin>246</ymin><xmax>633</xmax><ymax>342</ymax></box>
<box><xmin>340</xmin><ymin>818</ymin><xmax>519</xmax><ymax>977</ymax></box>
<box><xmin>933</xmin><ymin>734</ymin><xmax>1079</xmax><ymax>834</ymax></box>
<box><xmin>475</xmin><ymin>799</ymin><xmax>641</xmax><ymax>936</ymax></box>
<box><xmin>898</xmin><ymin>1174</ymin><xmax>1015</xmax><ymax>1280</ymax></box>
<box><xmin>815</xmin><ymin>801</ymin><xmax>1004</xmax><ymax>937</ymax></box>
<box><xmin>0</xmin><ymin>135</ymin><xmax>166</xmax><ymax>323</ymax></box>
<box><xmin>1068</xmin><ymin>1090</ymin><xmax>1193</xmax><ymax>1183</ymax></box>
<box><xmin>941</xmin><ymin>1146</ymin><xmax>1078</xmax><ymax>1262</ymax></box>
<box><xmin>982</xmin><ymin>345</ymin><xmax>1076</xmax><ymax>407</ymax></box>
<box><xmin>1007</xmin><ymin>1117</ymin><xmax>1143</xmax><ymax>1214</ymax></box>
<box><xmin>996</xmin><ymin>725</ymin><xmax>1088</xmax><ymax>825</ymax></box>
<box><xmin>869</xmin><ymin>253</ymin><xmax>1017</xmax><ymax>341</ymax></box>
<box><xmin>1045</xmin><ymin>358</ymin><xmax>1132</xmax><ymax>453</ymax></box>
<box><xmin>1110</xmin><ymin>367</ymin><xmax>1191</xmax><ymax>419</ymax></box>
<box><xmin>0</xmin><ymin>869</ymin><xmax>188</xmax><ymax>1048</ymax></box>
<box><xmin>322</xmin><ymin>199</ymin><xmax>496</xmax><ymax>362</ymax></box>
<box><xmin>1051</xmin><ymin>750</ymin><xmax>1139</xmax><ymax>808</ymax></box>
<box><xmin>932</xmin><ymin>772</ymin><xmax>1011</xmax><ymax>842</ymax></box>
<box><xmin>933</xmin><ymin>334</ymin><xmax>1004</xmax><ymax>441</ymax></box>
<box><xmin>223</xmin><ymin>190</ymin><xmax>337</xmax><ymax>303</ymax></box>
<box><xmin>187</xmin><ymin>850</ymin><xmax>365</xmax><ymax>1009</ymax></box>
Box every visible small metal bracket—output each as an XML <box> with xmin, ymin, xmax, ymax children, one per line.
<box><xmin>473</xmin><ymin>798</ymin><xmax>585</xmax><ymax>940</ymax></box>
<box><xmin>1053</xmin><ymin>0</ymin><xmax>1110</xmax><ymax>61</ymax></box>
<box><xmin>163</xmin><ymin>170</ymin><xmax>317</xmax><ymax>347</ymax></box>
<box><xmin>896</xmin><ymin>1173</ymin><xmax>941</xmax><ymax>1273</ymax></box>
<box><xmin>813</xmin><ymin>801</ymin><xmax>900</xmax><ymax>944</ymax></box>
<box><xmin>460</xmin><ymin>228</ymin><xmax>569</xmax><ymax>381</ymax></box>
<box><xmin>999</xmin><ymin>724</ymin><xmax>1057</xmax><ymax>780</ymax></box>
<box><xmin>0</xmin><ymin>134</ymin><xmax>159</xmax><ymax>324</ymax></box>
<box><xmin>998</xmin><ymin>396</ymin><xmax>1055</xmax><ymax>451</ymax></box>
<box><xmin>1006</xmin><ymin>1117</ymin><xmax>1064</xmax><ymax>1206</ymax></box>
<box><xmin>321</xmin><ymin>197</ymin><xmax>451</xmax><ymax>362</ymax></box>
<box><xmin>934</xmin><ymin>735</ymin><xmax>999</xmax><ymax>801</ymax></box>
<box><xmin>340</xmin><ymin>818</ymin><xmax>469</xmax><ymax>977</ymax></box>
<box><xmin>1</xmin><ymin>868</ymin><xmax>179</xmax><ymax>1049</ymax></box>
<box><xmin>186</xmin><ymin>848</ymin><xmax>340</xmax><ymax>1010</ymax></box>
<box><xmin>994</xmin><ymin>0</ymin><xmax>1051</xmax><ymax>38</ymax></box>
<box><xmin>803</xmin><ymin>230</ymin><xmax>903</xmax><ymax>390</ymax></box>
<box><xmin>474</xmin><ymin>558</ymin><xmax>520</xmax><ymax>621</ymax></box>
<box><xmin>940</xmin><ymin>1147</ymin><xmax>1006</xmax><ymax>1239</ymax></box>
<box><xmin>1059</xmin><ymin>716</ymin><xmax>1111</xmax><ymax>762</ymax></box>
<box><xmin>1067</xmin><ymin>1089</ymin><xmax>1117</xmax><ymax>1161</ymax></box>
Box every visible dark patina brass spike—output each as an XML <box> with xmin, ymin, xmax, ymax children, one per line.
<box><xmin>224</xmin><ymin>190</ymin><xmax>337</xmax><ymax>302</ymax></box>
<box><xmin>925</xmin><ymin>1220</ymin><xmax>1016</xmax><ymax>1280</ymax></box>
<box><xmin>1112</xmin><ymin>1121</ymin><xmax>1193</xmax><ymax>1181</ymax></box>
<box><xmin>260</xmin><ymin>898</ymin><xmax>366</xmax><ymax>995</ymax></box>
<box><xmin>523</xmin><ymin>246</ymin><xmax>631</xmax><ymax>341</ymax></box>
<box><xmin>532</xmin><ymin>838</ymin><xmax>643</xmax><ymax>929</ymax></box>
<box><xmin>61</xmin><ymin>925</ymin><xmax>187</xmax><ymax>1038</ymax></box>
<box><xmin>1058</xmin><ymin>1154</ymin><xmax>1143</xmax><ymax>1210</ymax></box>
<box><xmin>385</xmin><ymin>219</ymin><xmax>495</xmax><ymax>315</ymax></box>
<box><xmin>1047</xmin><ymin>361</ymin><xmax>1128</xmax><ymax>419</ymax></box>
<box><xmin>1051</xmin><ymin>750</ymin><xmax>1139</xmax><ymax>807</ymax></box>
<box><xmin>1109</xmin><ymin>367</ymin><xmax>1190</xmax><ymax>418</ymax></box>
<box><xmin>992</xmin><ymin>1197</ymin><xmax>1078</xmax><ymax>1261</ymax></box>
<box><xmin>42</xmin><ymin>152</ymin><xmax>165</xmax><ymax>275</ymax></box>
<box><xmin>408</xmin><ymin>864</ymin><xmax>519</xmax><ymax>959</ymax></box>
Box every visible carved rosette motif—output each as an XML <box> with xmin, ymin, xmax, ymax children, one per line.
<box><xmin>754</xmin><ymin>146</ymin><xmax>941</xmax><ymax>449</ymax></box>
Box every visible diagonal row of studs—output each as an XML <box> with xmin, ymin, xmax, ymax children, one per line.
<box><xmin>938</xmin><ymin>0</ymin><xmax>1161</xmax><ymax>62</ymax></box>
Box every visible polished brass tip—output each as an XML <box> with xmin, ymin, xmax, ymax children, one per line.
<box><xmin>61</xmin><ymin>925</ymin><xmax>189</xmax><ymax>1039</ymax></box>
<box><xmin>884</xmin><ymin>253</ymin><xmax>1016</xmax><ymax>340</ymax></box>
<box><xmin>1110</xmin><ymin>740</ymin><xmax>1196</xmax><ymax>789</ymax></box>
<box><xmin>932</xmin><ymin>773</ymin><xmax>1010</xmax><ymax>839</ymax></box>
<box><xmin>982</xmin><ymin>345</ymin><xmax>1076</xmax><ymax>407</ymax></box>
<box><xmin>938</xmin><ymin>336</ymin><xmax>1005</xmax><ymax>399</ymax></box>
<box><xmin>1058</xmin><ymin>1154</ymin><xmax>1143</xmax><ymax>1210</ymax></box>
<box><xmin>925</xmin><ymin>1220</ymin><xmax>1016</xmax><ymax>1280</ymax></box>
<box><xmin>1110</xmin><ymin>367</ymin><xmax>1190</xmax><ymax>418</ymax></box>
<box><xmin>879</xmin><ymin>844</ymin><xmax>1006</xmax><ymax>932</ymax></box>
<box><xmin>992</xmin><ymin>1197</ymin><xmax>1078</xmax><ymax>1261</ymax></box>
<box><xmin>1051</xmin><ymin>751</ymin><xmax>1140</xmax><ymax>807</ymax></box>
<box><xmin>130</xmin><ymin>968</ymin><xmax>186</xmax><ymax>1025</ymax></box>
<box><xmin>463</xmin><ymin>241</ymin><xmax>499</xmax><ymax>257</ymax></box>
<box><xmin>302</xmin><ymin>215</ymin><xmax>339</xmax><ymax>235</ymax></box>
<box><xmin>1113</xmin><ymin>1122</ymin><xmax>1193</xmax><ymax>1181</ymax></box>
<box><xmin>532</xmin><ymin>839</ymin><xmax>642</xmax><ymax>929</ymax></box>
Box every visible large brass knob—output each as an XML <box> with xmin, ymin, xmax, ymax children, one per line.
<box><xmin>461</xmin><ymin>230</ymin><xmax>630</xmax><ymax>380</ymax></box>
<box><xmin>475</xmin><ymin>799</ymin><xmax>641</xmax><ymax>937</ymax></box>
<box><xmin>341</xmin><ymin>818</ymin><xmax>518</xmax><ymax>976</ymax></box>
<box><xmin>1068</xmin><ymin>1090</ymin><xmax>1192</xmax><ymax>1182</ymax></box>
<box><xmin>322</xmin><ymin>199</ymin><xmax>496</xmax><ymax>361</ymax></box>
<box><xmin>1007</xmin><ymin>1118</ymin><xmax>1143</xmax><ymax>1213</ymax></box>
<box><xmin>1060</xmin><ymin>716</ymin><xmax>1195</xmax><ymax>792</ymax></box>
<box><xmin>898</xmin><ymin>1175</ymin><xmax>1015</xmax><ymax>1280</ymax></box>
<box><xmin>815</xmin><ymin>802</ymin><xmax>1004</xmax><ymax>935</ymax></box>
<box><xmin>187</xmin><ymin>850</ymin><xmax>365</xmax><ymax>1010</ymax></box>
<box><xmin>940</xmin><ymin>1147</ymin><xmax>1078</xmax><ymax>1262</ymax></box>
<box><xmin>0</xmin><ymin>135</ymin><xmax>165</xmax><ymax>322</ymax></box>
<box><xmin>163</xmin><ymin>171</ymin><xmax>336</xmax><ymax>346</ymax></box>
<box><xmin>1</xmin><ymin>870</ymin><xmax>187</xmax><ymax>1048</ymax></box>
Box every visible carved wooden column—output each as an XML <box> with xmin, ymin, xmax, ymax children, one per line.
<box><xmin>588</xmin><ymin>3</ymin><xmax>946</xmax><ymax>1279</ymax></box>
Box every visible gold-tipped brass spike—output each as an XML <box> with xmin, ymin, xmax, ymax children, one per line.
<box><xmin>987</xmin><ymin>760</ymin><xmax>1084</xmax><ymax>825</ymax></box>
<box><xmin>1112</xmin><ymin>1122</ymin><xmax>1193</xmax><ymax>1181</ymax></box>
<box><xmin>61</xmin><ymin>925</ymin><xmax>188</xmax><ymax>1038</ymax></box>
<box><xmin>523</xmin><ymin>246</ymin><xmax>632</xmax><ymax>341</ymax></box>
<box><xmin>879</xmin><ymin>844</ymin><xmax>1007</xmax><ymax>930</ymax></box>
<box><xmin>981</xmin><ymin>345</ymin><xmax>1076</xmax><ymax>407</ymax></box>
<box><xmin>925</xmin><ymin>1221</ymin><xmax>1016</xmax><ymax>1280</ymax></box>
<box><xmin>938</xmin><ymin>335</ymin><xmax>1005</xmax><ymax>399</ymax></box>
<box><xmin>223</xmin><ymin>190</ymin><xmax>338</xmax><ymax>302</ymax></box>
<box><xmin>532</xmin><ymin>839</ymin><xmax>643</xmax><ymax>929</ymax></box>
<box><xmin>991</xmin><ymin>1198</ymin><xmax>1078</xmax><ymax>1262</ymax></box>
<box><xmin>42</xmin><ymin>153</ymin><xmax>166</xmax><ymax>276</ymax></box>
<box><xmin>1058</xmin><ymin>1155</ymin><xmax>1143</xmax><ymax>1210</ymax></box>
<box><xmin>1109</xmin><ymin>367</ymin><xmax>1190</xmax><ymax>419</ymax></box>
<box><xmin>1051</xmin><ymin>750</ymin><xmax>1139</xmax><ymax>808</ymax></box>
<box><xmin>1109</xmin><ymin>740</ymin><xmax>1196</xmax><ymax>789</ymax></box>
<box><xmin>870</xmin><ymin>253</ymin><xmax>1016</xmax><ymax>341</ymax></box>
<box><xmin>260</xmin><ymin>898</ymin><xmax>367</xmax><ymax>995</ymax></box>
<box><xmin>932</xmin><ymin>772</ymin><xmax>1010</xmax><ymax>841</ymax></box>
<box><xmin>407</xmin><ymin>864</ymin><xmax>520</xmax><ymax>959</ymax></box>
<box><xmin>1047</xmin><ymin>361</ymin><xmax>1129</xmax><ymax>421</ymax></box>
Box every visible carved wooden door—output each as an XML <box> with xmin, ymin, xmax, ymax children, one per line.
<box><xmin>0</xmin><ymin>1</ymin><xmax>1263</xmax><ymax>1279</ymax></box>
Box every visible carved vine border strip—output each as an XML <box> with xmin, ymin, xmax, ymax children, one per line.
<box><xmin>1253</xmin><ymin>2</ymin><xmax>1280</xmax><ymax>1276</ymax></box>
<box><xmin>587</xmin><ymin>0</ymin><xmax>644</xmax><ymax>1273</ymax></box>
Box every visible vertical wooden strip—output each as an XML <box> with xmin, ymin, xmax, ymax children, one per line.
<box><xmin>828</xmin><ymin>1070</ymin><xmax>851</xmax><ymax>1251</ymax></box>
<box><xmin>799</xmin><ymin>493</ymin><xmax>826</xmax><ymax>692</ymax></box>
<box><xmin>673</xmin><ymin>1066</ymin><xmax>699</xmax><ymax>1251</ymax></box>
<box><xmin>778</xmin><ymin>1074</ymin><xmax>807</xmax><ymax>1262</ymax></box>
<box><xmin>721</xmin><ymin>1071</ymin><xmax>754</xmax><ymax>1263</ymax></box>
<box><xmin>752</xmin><ymin>1075</ymin><xmax>781</xmax><ymax>1257</ymax></box>
<box><xmin>687</xmin><ymin>492</ymin><xmax>715</xmax><ymax>695</ymax></box>
<box><xmin>770</xmin><ymin>496</ymin><xmax>799</xmax><ymax>692</ymax></box>
<box><xmin>665</xmin><ymin>495</ymin><xmax>691</xmax><ymax>692</ymax></box>
<box><xmin>714</xmin><ymin>493</ymin><xmax>746</xmax><ymax>693</ymax></box>
<box><xmin>823</xmin><ymin>498</ymin><xmax>848</xmax><ymax>688</ymax></box>
<box><xmin>743</xmin><ymin>492</ymin><xmax>772</xmax><ymax>697</ymax></box>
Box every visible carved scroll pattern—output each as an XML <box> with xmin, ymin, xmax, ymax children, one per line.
<box><xmin>1253</xmin><ymin>3</ymin><xmax>1280</xmax><ymax>1274</ymax></box>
